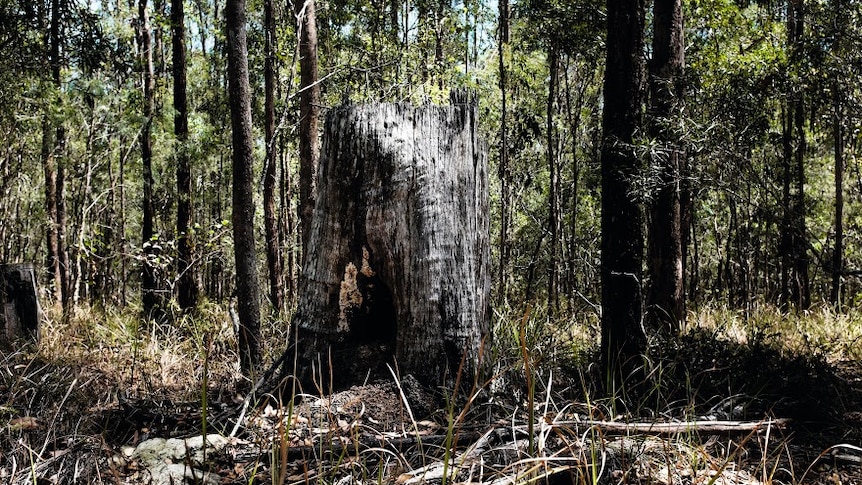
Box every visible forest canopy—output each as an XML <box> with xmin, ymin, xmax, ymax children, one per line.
<box><xmin>1</xmin><ymin>0</ymin><xmax>862</xmax><ymax>355</ymax></box>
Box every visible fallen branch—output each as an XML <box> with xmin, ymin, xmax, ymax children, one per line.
<box><xmin>231</xmin><ymin>430</ymin><xmax>485</xmax><ymax>463</ymax></box>
<box><xmin>551</xmin><ymin>418</ymin><xmax>790</xmax><ymax>435</ymax></box>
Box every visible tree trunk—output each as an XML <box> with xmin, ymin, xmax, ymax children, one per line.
<box><xmin>226</xmin><ymin>0</ymin><xmax>262</xmax><ymax>378</ymax></box>
<box><xmin>782</xmin><ymin>0</ymin><xmax>809</xmax><ymax>310</ymax></box>
<box><xmin>41</xmin><ymin>0</ymin><xmax>68</xmax><ymax>309</ymax></box>
<box><xmin>646</xmin><ymin>0</ymin><xmax>685</xmax><ymax>334</ymax></box>
<box><xmin>547</xmin><ymin>44</ymin><xmax>560</xmax><ymax>316</ymax></box>
<box><xmin>296</xmin><ymin>0</ymin><xmax>320</xmax><ymax>267</ymax></box>
<box><xmin>792</xmin><ymin>93</ymin><xmax>809</xmax><ymax>309</ymax></box>
<box><xmin>831</xmin><ymin>88</ymin><xmax>844</xmax><ymax>307</ymax></box>
<box><xmin>780</xmin><ymin>102</ymin><xmax>792</xmax><ymax>307</ymax></box>
<box><xmin>0</xmin><ymin>264</ymin><xmax>41</xmax><ymax>346</ymax></box>
<box><xmin>600</xmin><ymin>0</ymin><xmax>646</xmax><ymax>394</ymax></box>
<box><xmin>288</xmin><ymin>93</ymin><xmax>489</xmax><ymax>391</ymax></box>
<box><xmin>281</xmin><ymin>131</ymin><xmax>297</xmax><ymax>307</ymax></box>
<box><xmin>497</xmin><ymin>0</ymin><xmax>510</xmax><ymax>304</ymax></box>
<box><xmin>263</xmin><ymin>0</ymin><xmax>283</xmax><ymax>313</ymax></box>
<box><xmin>56</xmin><ymin>133</ymin><xmax>69</xmax><ymax>309</ymax></box>
<box><xmin>173</xmin><ymin>0</ymin><xmax>198</xmax><ymax>310</ymax></box>
<box><xmin>40</xmin><ymin>115</ymin><xmax>62</xmax><ymax>305</ymax></box>
<box><xmin>139</xmin><ymin>0</ymin><xmax>160</xmax><ymax>319</ymax></box>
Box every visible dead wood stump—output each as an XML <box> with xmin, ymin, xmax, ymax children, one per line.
<box><xmin>1</xmin><ymin>263</ymin><xmax>41</xmax><ymax>346</ymax></box>
<box><xmin>290</xmin><ymin>91</ymin><xmax>489</xmax><ymax>391</ymax></box>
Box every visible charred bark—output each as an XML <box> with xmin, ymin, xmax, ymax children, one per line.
<box><xmin>600</xmin><ymin>0</ymin><xmax>647</xmax><ymax>394</ymax></box>
<box><xmin>287</xmin><ymin>93</ymin><xmax>489</xmax><ymax>392</ymax></box>
<box><xmin>497</xmin><ymin>0</ymin><xmax>510</xmax><ymax>303</ymax></box>
<box><xmin>0</xmin><ymin>263</ymin><xmax>41</xmax><ymax>346</ymax></box>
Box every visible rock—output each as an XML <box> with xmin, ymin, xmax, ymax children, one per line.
<box><xmin>128</xmin><ymin>434</ymin><xmax>228</xmax><ymax>485</ymax></box>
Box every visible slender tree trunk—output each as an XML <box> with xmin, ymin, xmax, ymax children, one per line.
<box><xmin>296</xmin><ymin>0</ymin><xmax>320</xmax><ymax>266</ymax></box>
<box><xmin>782</xmin><ymin>0</ymin><xmax>809</xmax><ymax>310</ymax></box>
<box><xmin>433</xmin><ymin>0</ymin><xmax>444</xmax><ymax>89</ymax></box>
<box><xmin>96</xmin><ymin>141</ymin><xmax>118</xmax><ymax>306</ymax></box>
<box><xmin>173</xmin><ymin>0</ymin><xmax>198</xmax><ymax>310</ymax></box>
<box><xmin>226</xmin><ymin>0</ymin><xmax>262</xmax><ymax>378</ymax></box>
<box><xmin>831</xmin><ymin>89</ymin><xmax>844</xmax><ymax>307</ymax></box>
<box><xmin>56</xmin><ymin>131</ymin><xmax>69</xmax><ymax>309</ymax></box>
<box><xmin>263</xmin><ymin>0</ymin><xmax>283</xmax><ymax>313</ymax></box>
<box><xmin>41</xmin><ymin>116</ymin><xmax>62</xmax><ymax>304</ymax></box>
<box><xmin>139</xmin><ymin>0</ymin><xmax>159</xmax><ymax>319</ymax></box>
<box><xmin>600</xmin><ymin>0</ymin><xmax>646</xmax><ymax>394</ymax></box>
<box><xmin>646</xmin><ymin>0</ymin><xmax>685</xmax><ymax>334</ymax></box>
<box><xmin>780</xmin><ymin>102</ymin><xmax>792</xmax><ymax>308</ymax></box>
<box><xmin>42</xmin><ymin>0</ymin><xmax>69</xmax><ymax>310</ymax></box>
<box><xmin>119</xmin><ymin>132</ymin><xmax>129</xmax><ymax>305</ymax></box>
<box><xmin>792</xmin><ymin>96</ymin><xmax>809</xmax><ymax>309</ymax></box>
<box><xmin>547</xmin><ymin>44</ymin><xmax>560</xmax><ymax>316</ymax></box>
<box><xmin>497</xmin><ymin>0</ymin><xmax>510</xmax><ymax>304</ymax></box>
<box><xmin>281</xmin><ymin>135</ymin><xmax>297</xmax><ymax>307</ymax></box>
<box><xmin>73</xmin><ymin>106</ymin><xmax>97</xmax><ymax>305</ymax></box>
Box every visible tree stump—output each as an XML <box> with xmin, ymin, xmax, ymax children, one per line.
<box><xmin>290</xmin><ymin>91</ymin><xmax>489</xmax><ymax>391</ymax></box>
<box><xmin>1</xmin><ymin>263</ymin><xmax>41</xmax><ymax>346</ymax></box>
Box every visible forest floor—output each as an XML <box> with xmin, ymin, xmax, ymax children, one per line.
<box><xmin>1</xmin><ymin>303</ymin><xmax>862</xmax><ymax>484</ymax></box>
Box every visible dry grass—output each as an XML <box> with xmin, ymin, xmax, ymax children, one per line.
<box><xmin>0</xmin><ymin>302</ymin><xmax>860</xmax><ymax>484</ymax></box>
<box><xmin>689</xmin><ymin>303</ymin><xmax>862</xmax><ymax>362</ymax></box>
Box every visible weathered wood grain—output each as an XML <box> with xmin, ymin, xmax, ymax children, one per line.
<box><xmin>291</xmin><ymin>92</ymin><xmax>489</xmax><ymax>390</ymax></box>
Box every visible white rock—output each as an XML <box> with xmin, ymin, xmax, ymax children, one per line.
<box><xmin>129</xmin><ymin>434</ymin><xmax>228</xmax><ymax>485</ymax></box>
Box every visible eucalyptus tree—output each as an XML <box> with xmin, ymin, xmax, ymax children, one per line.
<box><xmin>505</xmin><ymin>0</ymin><xmax>604</xmax><ymax>312</ymax></box>
<box><xmin>296</xmin><ymin>0</ymin><xmax>320</xmax><ymax>266</ymax></box>
<box><xmin>646</xmin><ymin>0</ymin><xmax>685</xmax><ymax>333</ymax></box>
<box><xmin>497</xmin><ymin>0</ymin><xmax>511</xmax><ymax>303</ymax></box>
<box><xmin>226</xmin><ymin>0</ymin><xmax>261</xmax><ymax>377</ymax></box>
<box><xmin>600</xmin><ymin>0</ymin><xmax>647</xmax><ymax>392</ymax></box>
<box><xmin>780</xmin><ymin>0</ymin><xmax>810</xmax><ymax>309</ymax></box>
<box><xmin>137</xmin><ymin>0</ymin><xmax>160</xmax><ymax>319</ymax></box>
<box><xmin>263</xmin><ymin>0</ymin><xmax>283</xmax><ymax>313</ymax></box>
<box><xmin>42</xmin><ymin>0</ymin><xmax>70</xmax><ymax>309</ymax></box>
<box><xmin>172</xmin><ymin>0</ymin><xmax>198</xmax><ymax>310</ymax></box>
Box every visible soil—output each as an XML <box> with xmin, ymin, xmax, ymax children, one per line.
<box><xmin>2</xmin><ymin>333</ymin><xmax>861</xmax><ymax>484</ymax></box>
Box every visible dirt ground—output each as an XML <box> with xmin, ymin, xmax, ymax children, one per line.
<box><xmin>2</xmin><ymin>329</ymin><xmax>862</xmax><ymax>484</ymax></box>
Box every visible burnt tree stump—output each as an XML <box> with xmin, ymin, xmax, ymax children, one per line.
<box><xmin>1</xmin><ymin>263</ymin><xmax>41</xmax><ymax>346</ymax></box>
<box><xmin>290</xmin><ymin>92</ymin><xmax>489</xmax><ymax>390</ymax></box>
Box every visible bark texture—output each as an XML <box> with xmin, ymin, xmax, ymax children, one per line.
<box><xmin>831</xmin><ymin>89</ymin><xmax>844</xmax><ymax>306</ymax></box>
<box><xmin>0</xmin><ymin>264</ymin><xmax>41</xmax><ymax>346</ymax></box>
<box><xmin>780</xmin><ymin>0</ymin><xmax>809</xmax><ymax>310</ymax></box>
<box><xmin>646</xmin><ymin>0</ymin><xmax>685</xmax><ymax>334</ymax></box>
<box><xmin>264</xmin><ymin>0</ymin><xmax>283</xmax><ymax>313</ymax></box>
<box><xmin>600</xmin><ymin>0</ymin><xmax>647</xmax><ymax>393</ymax></box>
<box><xmin>296</xmin><ymin>0</ymin><xmax>320</xmax><ymax>266</ymax></box>
<box><xmin>139</xmin><ymin>0</ymin><xmax>159</xmax><ymax>319</ymax></box>
<box><xmin>172</xmin><ymin>0</ymin><xmax>197</xmax><ymax>310</ymax></box>
<box><xmin>290</xmin><ymin>92</ymin><xmax>489</xmax><ymax>391</ymax></box>
<box><xmin>226</xmin><ymin>0</ymin><xmax>261</xmax><ymax>377</ymax></box>
<box><xmin>42</xmin><ymin>0</ymin><xmax>68</xmax><ymax>308</ymax></box>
